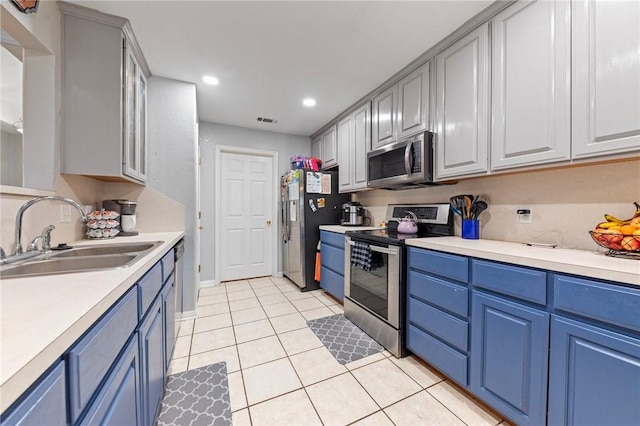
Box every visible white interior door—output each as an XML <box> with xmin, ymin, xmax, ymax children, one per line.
<box><xmin>219</xmin><ymin>151</ymin><xmax>274</xmax><ymax>281</ymax></box>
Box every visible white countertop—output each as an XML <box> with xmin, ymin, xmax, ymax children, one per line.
<box><xmin>406</xmin><ymin>237</ymin><xmax>640</xmax><ymax>286</ymax></box>
<box><xmin>319</xmin><ymin>225</ymin><xmax>384</xmax><ymax>234</ymax></box>
<box><xmin>0</xmin><ymin>232</ymin><xmax>184</xmax><ymax>412</ymax></box>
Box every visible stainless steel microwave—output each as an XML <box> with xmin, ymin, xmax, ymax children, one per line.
<box><xmin>367</xmin><ymin>131</ymin><xmax>434</xmax><ymax>189</ymax></box>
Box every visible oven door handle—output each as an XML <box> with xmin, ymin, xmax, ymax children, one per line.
<box><xmin>371</xmin><ymin>245</ymin><xmax>399</xmax><ymax>256</ymax></box>
<box><xmin>346</xmin><ymin>238</ymin><xmax>398</xmax><ymax>256</ymax></box>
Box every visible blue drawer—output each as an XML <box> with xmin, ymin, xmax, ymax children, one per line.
<box><xmin>320</xmin><ymin>230</ymin><xmax>345</xmax><ymax>249</ymax></box>
<box><xmin>407</xmin><ymin>324</ymin><xmax>468</xmax><ymax>386</ymax></box>
<box><xmin>553</xmin><ymin>275</ymin><xmax>640</xmax><ymax>333</ymax></box>
<box><xmin>138</xmin><ymin>262</ymin><xmax>163</xmax><ymax>319</ymax></box>
<box><xmin>408</xmin><ymin>270</ymin><xmax>468</xmax><ymax>318</ymax></box>
<box><xmin>160</xmin><ymin>250</ymin><xmax>174</xmax><ymax>283</ymax></box>
<box><xmin>408</xmin><ymin>248</ymin><xmax>469</xmax><ymax>283</ymax></box>
<box><xmin>1</xmin><ymin>361</ymin><xmax>66</xmax><ymax>426</ymax></box>
<box><xmin>320</xmin><ymin>266</ymin><xmax>344</xmax><ymax>302</ymax></box>
<box><xmin>472</xmin><ymin>260</ymin><xmax>547</xmax><ymax>305</ymax></box>
<box><xmin>321</xmin><ymin>243</ymin><xmax>345</xmax><ymax>275</ymax></box>
<box><xmin>67</xmin><ymin>286</ymin><xmax>139</xmax><ymax>423</ymax></box>
<box><xmin>408</xmin><ymin>298</ymin><xmax>468</xmax><ymax>352</ymax></box>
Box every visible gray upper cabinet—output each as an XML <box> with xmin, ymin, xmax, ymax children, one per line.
<box><xmin>337</xmin><ymin>116</ymin><xmax>352</xmax><ymax>191</ymax></box>
<box><xmin>122</xmin><ymin>40</ymin><xmax>148</xmax><ymax>182</ymax></box>
<box><xmin>371</xmin><ymin>85</ymin><xmax>398</xmax><ymax>150</ymax></box>
<box><xmin>435</xmin><ymin>23</ymin><xmax>490</xmax><ymax>180</ymax></box>
<box><xmin>491</xmin><ymin>0</ymin><xmax>571</xmax><ymax>170</ymax></box>
<box><xmin>397</xmin><ymin>62</ymin><xmax>430</xmax><ymax>139</ymax></box>
<box><xmin>352</xmin><ymin>103</ymin><xmax>370</xmax><ymax>190</ymax></box>
<box><xmin>571</xmin><ymin>0</ymin><xmax>640</xmax><ymax>159</ymax></box>
<box><xmin>338</xmin><ymin>102</ymin><xmax>370</xmax><ymax>193</ymax></box>
<box><xmin>311</xmin><ymin>136</ymin><xmax>322</xmax><ymax>162</ymax></box>
<box><xmin>372</xmin><ymin>62</ymin><xmax>430</xmax><ymax>150</ymax></box>
<box><xmin>60</xmin><ymin>3</ymin><xmax>150</xmax><ymax>184</ymax></box>
<box><xmin>321</xmin><ymin>125</ymin><xmax>337</xmax><ymax>169</ymax></box>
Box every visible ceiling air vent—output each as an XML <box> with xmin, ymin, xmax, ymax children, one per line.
<box><xmin>257</xmin><ymin>117</ymin><xmax>278</xmax><ymax>124</ymax></box>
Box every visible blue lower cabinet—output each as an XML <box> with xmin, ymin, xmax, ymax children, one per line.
<box><xmin>319</xmin><ymin>266</ymin><xmax>344</xmax><ymax>302</ymax></box>
<box><xmin>162</xmin><ymin>276</ymin><xmax>176</xmax><ymax>371</ymax></box>
<box><xmin>80</xmin><ymin>335</ymin><xmax>142</xmax><ymax>426</ymax></box>
<box><xmin>140</xmin><ymin>296</ymin><xmax>165</xmax><ymax>426</ymax></box>
<box><xmin>548</xmin><ymin>315</ymin><xmax>640</xmax><ymax>426</ymax></box>
<box><xmin>0</xmin><ymin>361</ymin><xmax>66</xmax><ymax>426</ymax></box>
<box><xmin>470</xmin><ymin>291</ymin><xmax>549</xmax><ymax>426</ymax></box>
<box><xmin>320</xmin><ymin>231</ymin><xmax>345</xmax><ymax>301</ymax></box>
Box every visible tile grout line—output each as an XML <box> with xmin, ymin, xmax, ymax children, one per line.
<box><xmin>190</xmin><ymin>278</ymin><xmax>501</xmax><ymax>426</ymax></box>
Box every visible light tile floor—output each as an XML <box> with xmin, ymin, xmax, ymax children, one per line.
<box><xmin>169</xmin><ymin>276</ymin><xmax>511</xmax><ymax>426</ymax></box>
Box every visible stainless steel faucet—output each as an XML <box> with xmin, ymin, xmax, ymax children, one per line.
<box><xmin>12</xmin><ymin>196</ymin><xmax>88</xmax><ymax>255</ymax></box>
<box><xmin>27</xmin><ymin>225</ymin><xmax>56</xmax><ymax>252</ymax></box>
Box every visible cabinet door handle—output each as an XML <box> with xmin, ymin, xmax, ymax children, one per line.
<box><xmin>266</xmin><ymin>220</ymin><xmax>272</xmax><ymax>225</ymax></box>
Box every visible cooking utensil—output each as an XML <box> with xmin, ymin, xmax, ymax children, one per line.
<box><xmin>449</xmin><ymin>196</ymin><xmax>462</xmax><ymax>216</ymax></box>
<box><xmin>475</xmin><ymin>194</ymin><xmax>490</xmax><ymax>205</ymax></box>
<box><xmin>471</xmin><ymin>201</ymin><xmax>488</xmax><ymax>219</ymax></box>
<box><xmin>464</xmin><ymin>196</ymin><xmax>472</xmax><ymax>218</ymax></box>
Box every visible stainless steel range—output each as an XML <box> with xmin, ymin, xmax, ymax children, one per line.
<box><xmin>344</xmin><ymin>203</ymin><xmax>453</xmax><ymax>357</ymax></box>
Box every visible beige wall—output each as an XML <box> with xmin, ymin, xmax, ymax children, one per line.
<box><xmin>356</xmin><ymin>158</ymin><xmax>640</xmax><ymax>251</ymax></box>
<box><xmin>1</xmin><ymin>175</ymin><xmax>185</xmax><ymax>252</ymax></box>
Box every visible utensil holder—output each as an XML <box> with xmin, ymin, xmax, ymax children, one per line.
<box><xmin>462</xmin><ymin>219</ymin><xmax>480</xmax><ymax>239</ymax></box>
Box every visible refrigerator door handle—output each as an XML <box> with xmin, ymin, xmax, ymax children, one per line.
<box><xmin>281</xmin><ymin>195</ymin><xmax>287</xmax><ymax>240</ymax></box>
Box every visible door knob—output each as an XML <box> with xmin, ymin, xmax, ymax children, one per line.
<box><xmin>198</xmin><ymin>226</ymin><xmax>203</xmax><ymax>230</ymax></box>
<box><xmin>266</xmin><ymin>220</ymin><xmax>272</xmax><ymax>225</ymax></box>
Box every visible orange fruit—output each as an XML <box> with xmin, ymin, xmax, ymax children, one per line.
<box><xmin>619</xmin><ymin>224</ymin><xmax>636</xmax><ymax>235</ymax></box>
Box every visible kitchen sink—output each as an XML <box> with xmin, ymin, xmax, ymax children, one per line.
<box><xmin>0</xmin><ymin>241</ymin><xmax>164</xmax><ymax>279</ymax></box>
<box><xmin>0</xmin><ymin>254</ymin><xmax>138</xmax><ymax>278</ymax></box>
<box><xmin>49</xmin><ymin>242</ymin><xmax>162</xmax><ymax>258</ymax></box>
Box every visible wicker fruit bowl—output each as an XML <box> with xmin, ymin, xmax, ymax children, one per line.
<box><xmin>589</xmin><ymin>231</ymin><xmax>640</xmax><ymax>256</ymax></box>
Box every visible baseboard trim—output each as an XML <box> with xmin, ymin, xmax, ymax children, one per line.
<box><xmin>199</xmin><ymin>280</ymin><xmax>218</xmax><ymax>288</ymax></box>
<box><xmin>176</xmin><ymin>309</ymin><xmax>198</xmax><ymax>321</ymax></box>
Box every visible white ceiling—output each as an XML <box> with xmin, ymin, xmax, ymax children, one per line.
<box><xmin>68</xmin><ymin>1</ymin><xmax>493</xmax><ymax>137</ymax></box>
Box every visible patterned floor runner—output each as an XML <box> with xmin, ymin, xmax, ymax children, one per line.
<box><xmin>307</xmin><ymin>314</ymin><xmax>384</xmax><ymax>365</ymax></box>
<box><xmin>156</xmin><ymin>362</ymin><xmax>231</xmax><ymax>426</ymax></box>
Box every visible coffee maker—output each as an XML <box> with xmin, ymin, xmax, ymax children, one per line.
<box><xmin>117</xmin><ymin>200</ymin><xmax>138</xmax><ymax>236</ymax></box>
<box><xmin>102</xmin><ymin>199</ymin><xmax>138</xmax><ymax>236</ymax></box>
<box><xmin>341</xmin><ymin>201</ymin><xmax>366</xmax><ymax>226</ymax></box>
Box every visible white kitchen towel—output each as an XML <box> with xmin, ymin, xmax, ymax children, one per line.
<box><xmin>351</xmin><ymin>241</ymin><xmax>372</xmax><ymax>271</ymax></box>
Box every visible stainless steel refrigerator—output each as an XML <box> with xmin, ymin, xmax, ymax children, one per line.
<box><xmin>281</xmin><ymin>169</ymin><xmax>349</xmax><ymax>290</ymax></box>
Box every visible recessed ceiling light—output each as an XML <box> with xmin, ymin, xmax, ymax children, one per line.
<box><xmin>203</xmin><ymin>75</ymin><xmax>219</xmax><ymax>85</ymax></box>
<box><xmin>303</xmin><ymin>98</ymin><xmax>316</xmax><ymax>107</ymax></box>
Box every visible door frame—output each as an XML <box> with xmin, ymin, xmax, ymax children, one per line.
<box><xmin>214</xmin><ymin>145</ymin><xmax>279</xmax><ymax>284</ymax></box>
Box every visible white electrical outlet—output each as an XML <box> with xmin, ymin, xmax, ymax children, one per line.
<box><xmin>60</xmin><ymin>205</ymin><xmax>72</xmax><ymax>223</ymax></box>
<box><xmin>517</xmin><ymin>207</ymin><xmax>533</xmax><ymax>224</ymax></box>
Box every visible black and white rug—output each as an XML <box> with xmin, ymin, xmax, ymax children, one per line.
<box><xmin>307</xmin><ymin>314</ymin><xmax>384</xmax><ymax>365</ymax></box>
<box><xmin>156</xmin><ymin>362</ymin><xmax>232</xmax><ymax>426</ymax></box>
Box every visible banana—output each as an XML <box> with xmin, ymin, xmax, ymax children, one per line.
<box><xmin>597</xmin><ymin>221</ymin><xmax>618</xmax><ymax>229</ymax></box>
<box><xmin>605</xmin><ymin>214</ymin><xmax>626</xmax><ymax>224</ymax></box>
<box><xmin>604</xmin><ymin>202</ymin><xmax>640</xmax><ymax>225</ymax></box>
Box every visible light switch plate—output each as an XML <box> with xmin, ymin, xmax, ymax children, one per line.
<box><xmin>60</xmin><ymin>205</ymin><xmax>72</xmax><ymax>223</ymax></box>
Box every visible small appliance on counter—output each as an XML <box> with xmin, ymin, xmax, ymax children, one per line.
<box><xmin>101</xmin><ymin>199</ymin><xmax>139</xmax><ymax>236</ymax></box>
<box><xmin>341</xmin><ymin>201</ymin><xmax>367</xmax><ymax>226</ymax></box>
